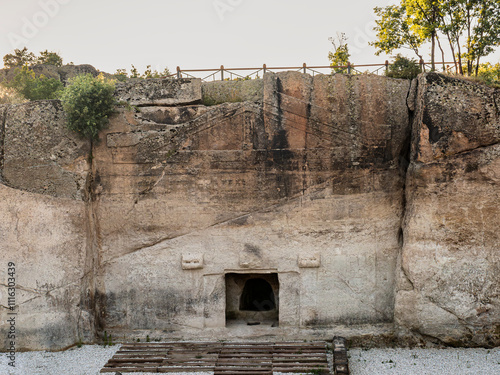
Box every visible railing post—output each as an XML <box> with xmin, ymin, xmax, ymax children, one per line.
<box><xmin>303</xmin><ymin>63</ymin><xmax>307</xmax><ymax>74</ymax></box>
<box><xmin>420</xmin><ymin>59</ymin><xmax>425</xmax><ymax>72</ymax></box>
<box><xmin>385</xmin><ymin>60</ymin><xmax>389</xmax><ymax>74</ymax></box>
<box><xmin>347</xmin><ymin>62</ymin><xmax>351</xmax><ymax>74</ymax></box>
<box><xmin>263</xmin><ymin>64</ymin><xmax>266</xmax><ymax>75</ymax></box>
<box><xmin>176</xmin><ymin>66</ymin><xmax>181</xmax><ymax>79</ymax></box>
<box><xmin>220</xmin><ymin>65</ymin><xmax>224</xmax><ymax>81</ymax></box>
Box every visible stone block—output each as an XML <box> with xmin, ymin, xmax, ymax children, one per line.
<box><xmin>115</xmin><ymin>78</ymin><xmax>202</xmax><ymax>106</ymax></box>
<box><xmin>2</xmin><ymin>100</ymin><xmax>90</xmax><ymax>199</ymax></box>
<box><xmin>298</xmin><ymin>253</ymin><xmax>321</xmax><ymax>268</ymax></box>
<box><xmin>182</xmin><ymin>253</ymin><xmax>204</xmax><ymax>270</ymax></box>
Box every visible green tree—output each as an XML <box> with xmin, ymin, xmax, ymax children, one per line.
<box><xmin>328</xmin><ymin>33</ymin><xmax>351</xmax><ymax>73</ymax></box>
<box><xmin>371</xmin><ymin>5</ymin><xmax>425</xmax><ymax>61</ymax></box>
<box><xmin>143</xmin><ymin>65</ymin><xmax>153</xmax><ymax>79</ymax></box>
<box><xmin>114</xmin><ymin>68</ymin><xmax>128</xmax><ymax>82</ymax></box>
<box><xmin>462</xmin><ymin>0</ymin><xmax>500</xmax><ymax>76</ymax></box>
<box><xmin>0</xmin><ymin>84</ymin><xmax>27</xmax><ymax>104</ymax></box>
<box><xmin>439</xmin><ymin>0</ymin><xmax>465</xmax><ymax>74</ymax></box>
<box><xmin>144</xmin><ymin>67</ymin><xmax>171</xmax><ymax>79</ymax></box>
<box><xmin>36</xmin><ymin>50</ymin><xmax>63</xmax><ymax>67</ymax></box>
<box><xmin>130</xmin><ymin>65</ymin><xmax>140</xmax><ymax>78</ymax></box>
<box><xmin>476</xmin><ymin>62</ymin><xmax>500</xmax><ymax>87</ymax></box>
<box><xmin>403</xmin><ymin>0</ymin><xmax>442</xmax><ymax>70</ymax></box>
<box><xmin>373</xmin><ymin>1</ymin><xmax>500</xmax><ymax>76</ymax></box>
<box><xmin>161</xmin><ymin>67</ymin><xmax>171</xmax><ymax>77</ymax></box>
<box><xmin>60</xmin><ymin>74</ymin><xmax>116</xmax><ymax>140</ymax></box>
<box><xmin>3</xmin><ymin>47</ymin><xmax>35</xmax><ymax>68</ymax></box>
<box><xmin>6</xmin><ymin>65</ymin><xmax>63</xmax><ymax>101</ymax></box>
<box><xmin>386</xmin><ymin>54</ymin><xmax>422</xmax><ymax>79</ymax></box>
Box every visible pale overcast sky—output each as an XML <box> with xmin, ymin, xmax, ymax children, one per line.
<box><xmin>1</xmin><ymin>0</ymin><xmax>499</xmax><ymax>75</ymax></box>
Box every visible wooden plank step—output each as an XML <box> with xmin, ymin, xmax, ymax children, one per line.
<box><xmin>100</xmin><ymin>340</ymin><xmax>333</xmax><ymax>374</ymax></box>
<box><xmin>219</xmin><ymin>352</ymin><xmax>273</xmax><ymax>358</ymax></box>
<box><xmin>107</xmin><ymin>358</ymin><xmax>163</xmax><ymax>363</ymax></box>
<box><xmin>273</xmin><ymin>371</ymin><xmax>328</xmax><ymax>373</ymax></box>
<box><xmin>214</xmin><ymin>372</ymin><xmax>272</xmax><ymax>375</ymax></box>
<box><xmin>273</xmin><ymin>359</ymin><xmax>328</xmax><ymax>362</ymax></box>
<box><xmin>101</xmin><ymin>367</ymin><xmax>158</xmax><ymax>373</ymax></box>
<box><xmin>273</xmin><ymin>365</ymin><xmax>329</xmax><ymax>368</ymax></box>
<box><xmin>273</xmin><ymin>353</ymin><xmax>326</xmax><ymax>358</ymax></box>
<box><xmin>102</xmin><ymin>364</ymin><xmax>160</xmax><ymax>369</ymax></box>
<box><xmin>215</xmin><ymin>369</ymin><xmax>272</xmax><ymax>372</ymax></box>
<box><xmin>158</xmin><ymin>367</ymin><xmax>215</xmax><ymax>372</ymax></box>
<box><xmin>218</xmin><ymin>359</ymin><xmax>273</xmax><ymax>362</ymax></box>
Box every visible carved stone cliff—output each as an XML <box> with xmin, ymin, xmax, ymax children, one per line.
<box><xmin>0</xmin><ymin>72</ymin><xmax>498</xmax><ymax>350</ymax></box>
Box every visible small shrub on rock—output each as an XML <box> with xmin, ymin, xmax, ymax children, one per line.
<box><xmin>386</xmin><ymin>54</ymin><xmax>421</xmax><ymax>79</ymax></box>
<box><xmin>60</xmin><ymin>73</ymin><xmax>116</xmax><ymax>140</ymax></box>
<box><xmin>0</xmin><ymin>84</ymin><xmax>27</xmax><ymax>104</ymax></box>
<box><xmin>6</xmin><ymin>65</ymin><xmax>63</xmax><ymax>101</ymax></box>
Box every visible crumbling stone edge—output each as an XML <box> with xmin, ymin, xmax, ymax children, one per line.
<box><xmin>333</xmin><ymin>336</ymin><xmax>349</xmax><ymax>375</ymax></box>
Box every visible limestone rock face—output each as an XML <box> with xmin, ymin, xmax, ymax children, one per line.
<box><xmin>93</xmin><ymin>72</ymin><xmax>410</xmax><ymax>335</ymax></box>
<box><xmin>396</xmin><ymin>73</ymin><xmax>500</xmax><ymax>346</ymax></box>
<box><xmin>0</xmin><ymin>104</ymin><xmax>7</xmax><ymax>178</ymax></box>
<box><xmin>115</xmin><ymin>78</ymin><xmax>202</xmax><ymax>106</ymax></box>
<box><xmin>1</xmin><ymin>73</ymin><xmax>498</xmax><ymax>350</ymax></box>
<box><xmin>201</xmin><ymin>79</ymin><xmax>264</xmax><ymax>105</ymax></box>
<box><xmin>0</xmin><ymin>184</ymin><xmax>89</xmax><ymax>350</ymax></box>
<box><xmin>0</xmin><ymin>64</ymin><xmax>100</xmax><ymax>86</ymax></box>
<box><xmin>1</xmin><ymin>100</ymin><xmax>90</xmax><ymax>199</ymax></box>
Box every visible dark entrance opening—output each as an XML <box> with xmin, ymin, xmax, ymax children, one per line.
<box><xmin>225</xmin><ymin>273</ymin><xmax>279</xmax><ymax>326</ymax></box>
<box><xmin>240</xmin><ymin>278</ymin><xmax>276</xmax><ymax>311</ymax></box>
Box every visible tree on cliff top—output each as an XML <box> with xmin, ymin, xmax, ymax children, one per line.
<box><xmin>5</xmin><ymin>65</ymin><xmax>63</xmax><ymax>101</ymax></box>
<box><xmin>37</xmin><ymin>50</ymin><xmax>63</xmax><ymax>67</ymax></box>
<box><xmin>3</xmin><ymin>47</ymin><xmax>35</xmax><ymax>68</ymax></box>
<box><xmin>371</xmin><ymin>0</ymin><xmax>500</xmax><ymax>76</ymax></box>
<box><xmin>60</xmin><ymin>74</ymin><xmax>116</xmax><ymax>140</ymax></box>
<box><xmin>3</xmin><ymin>47</ymin><xmax>63</xmax><ymax>68</ymax></box>
<box><xmin>386</xmin><ymin>54</ymin><xmax>422</xmax><ymax>79</ymax></box>
<box><xmin>371</xmin><ymin>5</ymin><xmax>425</xmax><ymax>61</ymax></box>
<box><xmin>328</xmin><ymin>33</ymin><xmax>351</xmax><ymax>73</ymax></box>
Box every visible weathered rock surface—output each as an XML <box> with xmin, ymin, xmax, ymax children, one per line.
<box><xmin>1</xmin><ymin>100</ymin><xmax>90</xmax><ymax>199</ymax></box>
<box><xmin>115</xmin><ymin>78</ymin><xmax>202</xmax><ymax>106</ymax></box>
<box><xmin>201</xmin><ymin>79</ymin><xmax>264</xmax><ymax>105</ymax></box>
<box><xmin>93</xmin><ymin>72</ymin><xmax>410</xmax><ymax>335</ymax></box>
<box><xmin>0</xmin><ymin>104</ymin><xmax>7</xmax><ymax>178</ymax></box>
<box><xmin>0</xmin><ymin>184</ymin><xmax>89</xmax><ymax>350</ymax></box>
<box><xmin>396</xmin><ymin>73</ymin><xmax>500</xmax><ymax>346</ymax></box>
<box><xmin>0</xmin><ymin>72</ymin><xmax>498</xmax><ymax>351</ymax></box>
<box><xmin>0</xmin><ymin>64</ymin><xmax>100</xmax><ymax>86</ymax></box>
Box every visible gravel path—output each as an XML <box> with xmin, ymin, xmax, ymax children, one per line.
<box><xmin>1</xmin><ymin>345</ymin><xmax>499</xmax><ymax>374</ymax></box>
<box><xmin>349</xmin><ymin>347</ymin><xmax>500</xmax><ymax>375</ymax></box>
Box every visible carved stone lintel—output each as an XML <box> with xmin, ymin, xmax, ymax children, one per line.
<box><xmin>298</xmin><ymin>253</ymin><xmax>321</xmax><ymax>268</ymax></box>
<box><xmin>182</xmin><ymin>253</ymin><xmax>204</xmax><ymax>270</ymax></box>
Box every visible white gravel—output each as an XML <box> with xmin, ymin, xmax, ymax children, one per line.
<box><xmin>0</xmin><ymin>345</ymin><xmax>121</xmax><ymax>375</ymax></box>
<box><xmin>1</xmin><ymin>345</ymin><xmax>499</xmax><ymax>374</ymax></box>
<box><xmin>349</xmin><ymin>347</ymin><xmax>500</xmax><ymax>375</ymax></box>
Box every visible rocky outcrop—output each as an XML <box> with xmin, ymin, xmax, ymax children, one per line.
<box><xmin>0</xmin><ymin>73</ymin><xmax>498</xmax><ymax>350</ymax></box>
<box><xmin>115</xmin><ymin>78</ymin><xmax>202</xmax><ymax>106</ymax></box>
<box><xmin>0</xmin><ymin>184</ymin><xmax>89</xmax><ymax>350</ymax></box>
<box><xmin>396</xmin><ymin>73</ymin><xmax>500</xmax><ymax>346</ymax></box>
<box><xmin>201</xmin><ymin>79</ymin><xmax>264</xmax><ymax>105</ymax></box>
<box><xmin>1</xmin><ymin>100</ymin><xmax>90</xmax><ymax>199</ymax></box>
<box><xmin>0</xmin><ymin>64</ymin><xmax>100</xmax><ymax>86</ymax></box>
<box><xmin>93</xmin><ymin>73</ymin><xmax>410</xmax><ymax>335</ymax></box>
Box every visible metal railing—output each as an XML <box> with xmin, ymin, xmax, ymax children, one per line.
<box><xmin>166</xmin><ymin>60</ymin><xmax>458</xmax><ymax>81</ymax></box>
